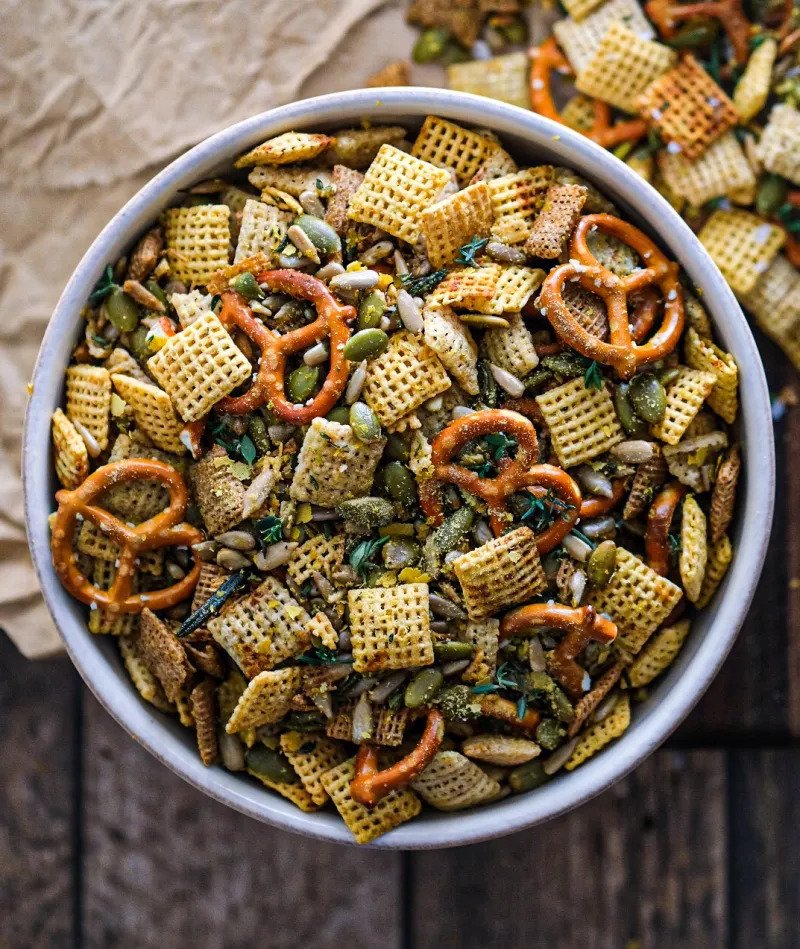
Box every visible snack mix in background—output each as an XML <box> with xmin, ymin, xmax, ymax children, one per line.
<box><xmin>49</xmin><ymin>109</ymin><xmax>742</xmax><ymax>843</ymax></box>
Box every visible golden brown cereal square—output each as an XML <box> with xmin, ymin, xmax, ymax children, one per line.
<box><xmin>627</xmin><ymin>620</ymin><xmax>691</xmax><ymax>687</ymax></box>
<box><xmin>421</xmin><ymin>181</ymin><xmax>493</xmax><ymax>268</ymax></box>
<box><xmin>65</xmin><ymin>364</ymin><xmax>111</xmax><ymax>453</ymax></box>
<box><xmin>482</xmin><ymin>312</ymin><xmax>540</xmax><ymax>378</ymax></box>
<box><xmin>524</xmin><ymin>183</ymin><xmax>587</xmax><ymax>259</ymax></box>
<box><xmin>321</xmin><ymin>757</ymin><xmax>422</xmax><ymax>844</ymax></box>
<box><xmin>452</xmin><ymin>527</ymin><xmax>547</xmax><ymax>620</ymax></box>
<box><xmin>119</xmin><ymin>634</ymin><xmax>171</xmax><ymax>710</ymax></box>
<box><xmin>650</xmin><ymin>367</ymin><xmax>716</xmax><ymax>445</ymax></box>
<box><xmin>234</xmin><ymin>132</ymin><xmax>334</xmax><ymax>168</ymax></box>
<box><xmin>756</xmin><ymin>103</ymin><xmax>800</xmax><ymax>187</ymax></box>
<box><xmin>163</xmin><ymin>205</ymin><xmax>231</xmax><ymax>287</ymax></box>
<box><xmin>170</xmin><ymin>289</ymin><xmax>214</xmax><ymax>328</ymax></box>
<box><xmin>562</xmin><ymin>0</ymin><xmax>604</xmax><ymax>19</ymax></box>
<box><xmin>427</xmin><ymin>265</ymin><xmax>500</xmax><ymax>311</ymax></box>
<box><xmin>565</xmin><ymin>693</ymin><xmax>630</xmax><ymax>769</ymax></box>
<box><xmin>190</xmin><ymin>678</ymin><xmax>219</xmax><ymax>766</ymax></box>
<box><xmin>412</xmin><ymin>751</ymin><xmax>501</xmax><ymax>810</ymax></box>
<box><xmin>406</xmin><ymin>0</ymin><xmax>482</xmax><ymax>47</ymax></box>
<box><xmin>679</xmin><ymin>495</ymin><xmax>707</xmax><ymax>603</ymax></box>
<box><xmin>225</xmin><ymin>667</ymin><xmax>301</xmax><ymax>732</ymax></box>
<box><xmin>479</xmin><ymin>266</ymin><xmax>545</xmax><ymax>316</ymax></box>
<box><xmin>88</xmin><ymin>560</ymin><xmax>139</xmax><ymax>637</ymax></box>
<box><xmin>575</xmin><ymin>23</ymin><xmax>676</xmax><ymax>114</ymax></box>
<box><xmin>289</xmin><ymin>417</ymin><xmax>386</xmax><ymax>507</ymax></box>
<box><xmin>587</xmin><ymin>549</ymin><xmax>683</xmax><ymax>653</ymax></box>
<box><xmin>461</xmin><ymin>618</ymin><xmax>500</xmax><ymax>684</ymax></box>
<box><xmin>488</xmin><ymin>168</ymin><xmax>554</xmax><ymax>245</ymax></box>
<box><xmin>287</xmin><ymin>533</ymin><xmax>345</xmax><ymax>590</ymax></box>
<box><xmin>362</xmin><ymin>330</ymin><xmax>451</xmax><ymax>428</ymax></box>
<box><xmin>305</xmin><ymin>612</ymin><xmax>339</xmax><ymax>651</ymax></box>
<box><xmin>740</xmin><ymin>255</ymin><xmax>800</xmax><ymax>369</ymax></box>
<box><xmin>696</xmin><ymin>534</ymin><xmax>733</xmax><ymax>609</ymax></box>
<box><xmin>137</xmin><ymin>608</ymin><xmax>194</xmax><ymax>705</ymax></box>
<box><xmin>147</xmin><ymin>312</ymin><xmax>252</xmax><ymax>423</ymax></box>
<box><xmin>348</xmin><ymin>583</ymin><xmax>434</xmax><ymax>673</ymax></box>
<box><xmin>411</xmin><ymin>116</ymin><xmax>498</xmax><ymax>185</ymax></box>
<box><xmin>423</xmin><ymin>307</ymin><xmax>479</xmax><ymax>395</ymax></box>
<box><xmin>209</xmin><ymin>575</ymin><xmax>311</xmax><ymax>676</ymax></box>
<box><xmin>684</xmin><ymin>327</ymin><xmax>738</xmax><ymax>423</ymax></box>
<box><xmin>347</xmin><ymin>144</ymin><xmax>451</xmax><ymax>245</ymax></box>
<box><xmin>373</xmin><ymin>707</ymin><xmax>414</xmax><ymax>747</ymax></box>
<box><xmin>280</xmin><ymin>731</ymin><xmax>349</xmax><ymax>805</ymax></box>
<box><xmin>111</xmin><ymin>373</ymin><xmax>186</xmax><ymax>454</ymax></box>
<box><xmin>536</xmin><ymin>377</ymin><xmax>623</xmax><ymax>467</ymax></box>
<box><xmin>447</xmin><ymin>52</ymin><xmax>530</xmax><ymax>109</ymax></box>
<box><xmin>554</xmin><ymin>0</ymin><xmax>655</xmax><ymax>73</ymax></box>
<box><xmin>567</xmin><ymin>661</ymin><xmax>626</xmax><ymax>737</ymax></box>
<box><xmin>190</xmin><ymin>444</ymin><xmax>247</xmax><ymax>536</ymax></box>
<box><xmin>205</xmin><ymin>252</ymin><xmax>273</xmax><ymax>296</ymax></box>
<box><xmin>658</xmin><ymin>133</ymin><xmax>756</xmax><ymax>208</ymax></box>
<box><xmin>51</xmin><ymin>408</ymin><xmax>89</xmax><ymax>489</ymax></box>
<box><xmin>699</xmin><ymin>210</ymin><xmax>786</xmax><ymax>297</ymax></box>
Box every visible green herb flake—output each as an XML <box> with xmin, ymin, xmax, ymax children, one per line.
<box><xmin>399</xmin><ymin>269</ymin><xmax>448</xmax><ymax>297</ymax></box>
<box><xmin>583</xmin><ymin>360</ymin><xmax>604</xmax><ymax>390</ymax></box>
<box><xmin>254</xmin><ymin>514</ymin><xmax>283</xmax><ymax>546</ymax></box>
<box><xmin>455</xmin><ymin>235</ymin><xmax>489</xmax><ymax>267</ymax></box>
<box><xmin>238</xmin><ymin>434</ymin><xmax>257</xmax><ymax>465</ymax></box>
<box><xmin>89</xmin><ymin>265</ymin><xmax>117</xmax><ymax>305</ymax></box>
<box><xmin>349</xmin><ymin>535</ymin><xmax>390</xmax><ymax>578</ymax></box>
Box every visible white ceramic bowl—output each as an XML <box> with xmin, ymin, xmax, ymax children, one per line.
<box><xmin>24</xmin><ymin>89</ymin><xmax>774</xmax><ymax>848</ymax></box>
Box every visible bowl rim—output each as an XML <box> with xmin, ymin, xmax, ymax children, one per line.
<box><xmin>23</xmin><ymin>87</ymin><xmax>775</xmax><ymax>849</ymax></box>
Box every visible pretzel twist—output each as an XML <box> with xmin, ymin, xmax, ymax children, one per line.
<box><xmin>217</xmin><ymin>270</ymin><xmax>356</xmax><ymax>423</ymax></box>
<box><xmin>645</xmin><ymin>0</ymin><xmax>751</xmax><ymax>64</ymax></box>
<box><xmin>539</xmin><ymin>215</ymin><xmax>685</xmax><ymax>379</ymax></box>
<box><xmin>501</xmin><ymin>603</ymin><xmax>618</xmax><ymax>698</ymax></box>
<box><xmin>351</xmin><ymin>708</ymin><xmax>445</xmax><ymax>808</ymax></box>
<box><xmin>418</xmin><ymin>409</ymin><xmax>582</xmax><ymax>552</ymax></box>
<box><xmin>529</xmin><ymin>39</ymin><xmax>648</xmax><ymax>148</ymax></box>
<box><xmin>51</xmin><ymin>460</ymin><xmax>203</xmax><ymax>614</ymax></box>
<box><xmin>645</xmin><ymin>481</ymin><xmax>687</xmax><ymax>576</ymax></box>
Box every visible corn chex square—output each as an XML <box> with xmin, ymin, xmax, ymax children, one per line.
<box><xmin>234</xmin><ymin>131</ymin><xmax>334</xmax><ymax>168</ymax></box>
<box><xmin>680</xmin><ymin>495</ymin><xmax>708</xmax><ymax>603</ymax></box>
<box><xmin>461</xmin><ymin>618</ymin><xmax>500</xmax><ymax>684</ymax></box>
<box><xmin>536</xmin><ymin>377</ymin><xmax>623</xmax><ymax>467</ymax></box>
<box><xmin>554</xmin><ymin>0</ymin><xmax>655</xmax><ymax>73</ymax></box>
<box><xmin>163</xmin><ymin>205</ymin><xmax>231</xmax><ymax>287</ymax></box>
<box><xmin>208</xmin><ymin>575</ymin><xmax>311</xmax><ymax>677</ymax></box>
<box><xmin>658</xmin><ymin>133</ymin><xmax>756</xmax><ymax>208</ymax></box>
<box><xmin>225</xmin><ymin>667</ymin><xmax>301</xmax><ymax>733</ymax></box>
<box><xmin>290</xmin><ymin>417</ymin><xmax>386</xmax><ymax>507</ymax></box>
<box><xmin>756</xmin><ymin>103</ymin><xmax>800</xmax><ymax>187</ymax></box>
<box><xmin>280</xmin><ymin>731</ymin><xmax>349</xmax><ymax>806</ymax></box>
<box><xmin>488</xmin><ymin>168</ymin><xmax>553</xmax><ymax>245</ymax></box>
<box><xmin>421</xmin><ymin>181</ymin><xmax>493</xmax><ymax>268</ymax></box>
<box><xmin>575</xmin><ymin>23</ymin><xmax>676</xmax><ymax>114</ymax></box>
<box><xmin>587</xmin><ymin>549</ymin><xmax>683</xmax><ymax>653</ymax></box>
<box><xmin>147</xmin><ymin>312</ymin><xmax>252</xmax><ymax>423</ymax></box>
<box><xmin>447</xmin><ymin>52</ymin><xmax>530</xmax><ymax>109</ymax></box>
<box><xmin>51</xmin><ymin>408</ymin><xmax>88</xmax><ymax>489</ymax></box>
<box><xmin>170</xmin><ymin>289</ymin><xmax>214</xmax><ymax>328</ymax></box>
<box><xmin>650</xmin><ymin>367</ymin><xmax>716</xmax><ymax>445</ymax></box>
<box><xmin>427</xmin><ymin>265</ymin><xmax>499</xmax><ymax>311</ymax></box>
<box><xmin>637</xmin><ymin>55</ymin><xmax>738</xmax><ymax>160</ymax></box>
<box><xmin>412</xmin><ymin>751</ymin><xmax>501</xmax><ymax>811</ymax></box>
<box><xmin>482</xmin><ymin>266</ymin><xmax>545</xmax><ymax>315</ymax></box>
<box><xmin>286</xmin><ymin>533</ymin><xmax>345</xmax><ymax>590</ymax></box>
<box><xmin>104</xmin><ymin>346</ymin><xmax>149</xmax><ymax>383</ymax></box>
<box><xmin>88</xmin><ymin>560</ymin><xmax>139</xmax><ymax>637</ymax></box>
<box><xmin>362</xmin><ymin>330</ymin><xmax>451</xmax><ymax>428</ymax></box>
<box><xmin>111</xmin><ymin>374</ymin><xmax>185</xmax><ymax>454</ymax></box>
<box><xmin>684</xmin><ymin>327</ymin><xmax>738</xmax><ymax>424</ymax></box>
<box><xmin>482</xmin><ymin>312</ymin><xmax>540</xmax><ymax>378</ymax></box>
<box><xmin>249</xmin><ymin>767</ymin><xmax>320</xmax><ymax>813</ymax></box>
<box><xmin>347</xmin><ymin>144</ymin><xmax>451</xmax><ymax>245</ymax></box>
<box><xmin>321</xmin><ymin>757</ymin><xmax>422</xmax><ymax>845</ymax></box>
<box><xmin>423</xmin><ymin>307</ymin><xmax>479</xmax><ymax>395</ymax></box>
<box><xmin>698</xmin><ymin>210</ymin><xmax>785</xmax><ymax>298</ymax></box>
<box><xmin>119</xmin><ymin>634</ymin><xmax>171</xmax><ymax>711</ymax></box>
<box><xmin>740</xmin><ymin>255</ymin><xmax>800</xmax><ymax>369</ymax></box>
<box><xmin>65</xmin><ymin>364</ymin><xmax>111</xmax><ymax>453</ymax></box>
<box><xmin>348</xmin><ymin>583</ymin><xmax>434</xmax><ymax>673</ymax></box>
<box><xmin>627</xmin><ymin>619</ymin><xmax>691</xmax><ymax>687</ymax></box>
<box><xmin>234</xmin><ymin>199</ymin><xmax>286</xmax><ymax>262</ymax></box>
<box><xmin>452</xmin><ymin>526</ymin><xmax>547</xmax><ymax>620</ymax></box>
<box><xmin>190</xmin><ymin>444</ymin><xmax>246</xmax><ymax>536</ymax></box>
<box><xmin>565</xmin><ymin>693</ymin><xmax>630</xmax><ymax>770</ymax></box>
<box><xmin>411</xmin><ymin>116</ymin><xmax>499</xmax><ymax>186</ymax></box>
<box><xmin>305</xmin><ymin>612</ymin><xmax>339</xmax><ymax>651</ymax></box>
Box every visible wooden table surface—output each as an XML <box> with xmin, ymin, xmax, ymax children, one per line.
<box><xmin>2</xmin><ymin>330</ymin><xmax>799</xmax><ymax>949</ymax></box>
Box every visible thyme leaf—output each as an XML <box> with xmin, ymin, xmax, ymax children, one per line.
<box><xmin>455</xmin><ymin>235</ymin><xmax>489</xmax><ymax>267</ymax></box>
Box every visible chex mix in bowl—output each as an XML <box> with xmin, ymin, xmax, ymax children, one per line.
<box><xmin>49</xmin><ymin>117</ymin><xmax>740</xmax><ymax>844</ymax></box>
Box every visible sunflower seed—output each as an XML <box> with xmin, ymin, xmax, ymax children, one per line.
<box><xmin>396</xmin><ymin>289</ymin><xmax>424</xmax><ymax>333</ymax></box>
<box><xmin>329</xmin><ymin>270</ymin><xmax>379</xmax><ymax>292</ymax></box>
<box><xmin>345</xmin><ymin>360</ymin><xmax>368</xmax><ymax>404</ymax></box>
<box><xmin>304</xmin><ymin>341</ymin><xmax>330</xmax><ymax>366</ymax></box>
<box><xmin>489</xmin><ymin>363</ymin><xmax>525</xmax><ymax>397</ymax></box>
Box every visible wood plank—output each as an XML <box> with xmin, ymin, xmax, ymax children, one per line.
<box><xmin>411</xmin><ymin>751</ymin><xmax>727</xmax><ymax>949</ymax></box>
<box><xmin>728</xmin><ymin>750</ymin><xmax>800</xmax><ymax>948</ymax></box>
<box><xmin>0</xmin><ymin>632</ymin><xmax>78</xmax><ymax>947</ymax></box>
<box><xmin>81</xmin><ymin>692</ymin><xmax>402</xmax><ymax>949</ymax></box>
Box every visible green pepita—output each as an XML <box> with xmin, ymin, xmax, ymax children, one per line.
<box><xmin>535</xmin><ymin>718</ymin><xmax>567</xmax><ymax>751</ymax></box>
<box><xmin>337</xmin><ymin>496</ymin><xmax>394</xmax><ymax>532</ymax></box>
<box><xmin>247</xmin><ymin>414</ymin><xmax>270</xmax><ymax>454</ymax></box>
<box><xmin>542</xmin><ymin>352</ymin><xmax>588</xmax><ymax>379</ymax></box>
<box><xmin>412</xmin><ymin>26</ymin><xmax>450</xmax><ymax>62</ymax></box>
<box><xmin>349</xmin><ymin>401</ymin><xmax>382</xmax><ymax>442</ymax></box>
<box><xmin>106</xmin><ymin>286</ymin><xmax>140</xmax><ymax>333</ymax></box>
<box><xmin>404</xmin><ymin>668</ymin><xmax>444</xmax><ymax>708</ymax></box>
<box><xmin>383</xmin><ymin>461</ymin><xmax>417</xmax><ymax>506</ymax></box>
<box><xmin>382</xmin><ymin>538</ymin><xmax>421</xmax><ymax>570</ymax></box>
<box><xmin>614</xmin><ymin>382</ymin><xmax>648</xmax><ymax>436</ymax></box>
<box><xmin>385</xmin><ymin>433</ymin><xmax>410</xmax><ymax>462</ymax></box>
<box><xmin>656</xmin><ymin>366</ymin><xmax>681</xmax><ymax>387</ymax></box>
<box><xmin>245</xmin><ymin>745</ymin><xmax>298</xmax><ymax>784</ymax></box>
<box><xmin>343</xmin><ymin>328</ymin><xmax>390</xmax><ymax>362</ymax></box>
<box><xmin>326</xmin><ymin>406</ymin><xmax>351</xmax><ymax>424</ymax></box>
<box><xmin>287</xmin><ymin>364</ymin><xmax>320</xmax><ymax>404</ymax></box>
<box><xmin>431</xmin><ymin>506</ymin><xmax>474</xmax><ymax>555</ymax></box>
<box><xmin>628</xmin><ymin>373</ymin><xmax>667</xmax><ymax>423</ymax></box>
<box><xmin>294</xmin><ymin>214</ymin><xmax>341</xmax><ymax>256</ymax></box>
<box><xmin>230</xmin><ymin>271</ymin><xmax>263</xmax><ymax>300</ymax></box>
<box><xmin>145</xmin><ymin>279</ymin><xmax>168</xmax><ymax>308</ymax></box>
<box><xmin>756</xmin><ymin>173</ymin><xmax>789</xmax><ymax>217</ymax></box>
<box><xmin>357</xmin><ymin>290</ymin><xmax>386</xmax><ymax>330</ymax></box>
<box><xmin>587</xmin><ymin>540</ymin><xmax>617</xmax><ymax>587</ymax></box>
<box><xmin>433</xmin><ymin>641</ymin><xmax>474</xmax><ymax>662</ymax></box>
<box><xmin>664</xmin><ymin>19</ymin><xmax>719</xmax><ymax>49</ymax></box>
<box><xmin>128</xmin><ymin>323</ymin><xmax>151</xmax><ymax>361</ymax></box>
<box><xmin>508</xmin><ymin>759</ymin><xmax>549</xmax><ymax>792</ymax></box>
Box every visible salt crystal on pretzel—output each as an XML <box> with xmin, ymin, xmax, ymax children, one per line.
<box><xmin>565</xmin><ymin>693</ymin><xmax>630</xmax><ymax>770</ymax></box>
<box><xmin>626</xmin><ymin>619</ymin><xmax>691</xmax><ymax>687</ymax></box>
<box><xmin>576</xmin><ymin>23</ymin><xmax>676</xmax><ymax>114</ymax></box>
<box><xmin>535</xmin><ymin>377</ymin><xmax>623</xmax><ymax>467</ymax></box>
<box><xmin>482</xmin><ymin>312</ymin><xmax>540</xmax><ymax>378</ymax></box>
<box><xmin>525</xmin><ymin>183</ymin><xmax>587</xmax><ymax>260</ymax></box>
<box><xmin>225</xmin><ymin>666</ymin><xmax>302</xmax><ymax>732</ymax></box>
<box><xmin>208</xmin><ymin>575</ymin><xmax>311</xmax><ymax>676</ymax></box>
<box><xmin>423</xmin><ymin>307</ymin><xmax>479</xmax><ymax>395</ymax></box>
<box><xmin>51</xmin><ymin>408</ymin><xmax>89</xmax><ymax>489</ymax></box>
<box><xmin>756</xmin><ymin>103</ymin><xmax>800</xmax><ymax>188</ymax></box>
<box><xmin>452</xmin><ymin>527</ymin><xmax>547</xmax><ymax>620</ymax></box>
<box><xmin>412</xmin><ymin>751</ymin><xmax>501</xmax><ymax>811</ymax></box>
<box><xmin>650</xmin><ymin>367</ymin><xmax>716</xmax><ymax>445</ymax></box>
<box><xmin>348</xmin><ymin>583</ymin><xmax>434</xmax><ymax>673</ymax></box>
<box><xmin>658</xmin><ymin>133</ymin><xmax>756</xmax><ymax>209</ymax></box>
<box><xmin>554</xmin><ymin>0</ymin><xmax>655</xmax><ymax>73</ymax></box>
<box><xmin>488</xmin><ymin>168</ymin><xmax>553</xmax><ymax>245</ymax></box>
<box><xmin>321</xmin><ymin>757</ymin><xmax>421</xmax><ymax>845</ymax></box>
<box><xmin>587</xmin><ymin>548</ymin><xmax>682</xmax><ymax>654</ymax></box>
<box><xmin>362</xmin><ymin>330</ymin><xmax>451</xmax><ymax>428</ymax></box>
<box><xmin>148</xmin><ymin>312</ymin><xmax>252</xmax><ymax>422</ymax></box>
<box><xmin>421</xmin><ymin>181</ymin><xmax>493</xmax><ymax>268</ymax></box>
<box><xmin>696</xmin><ymin>533</ymin><xmax>733</xmax><ymax>609</ymax></box>
<box><xmin>685</xmin><ymin>327</ymin><xmax>739</xmax><ymax>424</ymax></box>
<box><xmin>280</xmin><ymin>732</ymin><xmax>349</xmax><ymax>806</ymax></box>
<box><xmin>637</xmin><ymin>54</ymin><xmax>738</xmax><ymax>161</ymax></box>
<box><xmin>190</xmin><ymin>444</ymin><xmax>246</xmax><ymax>536</ymax></box>
<box><xmin>163</xmin><ymin>205</ymin><xmax>231</xmax><ymax>287</ymax></box>
<box><xmin>679</xmin><ymin>495</ymin><xmax>707</xmax><ymax>603</ymax></box>
<box><xmin>66</xmin><ymin>365</ymin><xmax>111</xmax><ymax>453</ymax></box>
<box><xmin>411</xmin><ymin>116</ymin><xmax>499</xmax><ymax>186</ymax></box>
<box><xmin>234</xmin><ymin>131</ymin><xmax>334</xmax><ymax>169</ymax></box>
<box><xmin>290</xmin><ymin>418</ymin><xmax>385</xmax><ymax>507</ymax></box>
<box><xmin>447</xmin><ymin>52</ymin><xmax>530</xmax><ymax>109</ymax></box>
<box><xmin>111</xmin><ymin>374</ymin><xmax>186</xmax><ymax>455</ymax></box>
<box><xmin>347</xmin><ymin>144</ymin><xmax>451</xmax><ymax>245</ymax></box>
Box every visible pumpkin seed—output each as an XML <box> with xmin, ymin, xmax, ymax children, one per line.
<box><xmin>230</xmin><ymin>271</ymin><xmax>263</xmax><ymax>300</ymax></box>
<box><xmin>385</xmin><ymin>433</ymin><xmax>410</xmax><ymax>462</ymax></box>
<box><xmin>247</xmin><ymin>414</ymin><xmax>270</xmax><ymax>453</ymax></box>
<box><xmin>459</xmin><ymin>313</ymin><xmax>511</xmax><ymax>329</ymax></box>
<box><xmin>106</xmin><ymin>287</ymin><xmax>140</xmax><ymax>332</ymax></box>
<box><xmin>383</xmin><ymin>461</ymin><xmax>417</xmax><ymax>505</ymax></box>
<box><xmin>382</xmin><ymin>538</ymin><xmax>420</xmax><ymax>570</ymax></box>
<box><xmin>246</xmin><ymin>745</ymin><xmax>298</xmax><ymax>783</ymax></box>
<box><xmin>337</xmin><ymin>496</ymin><xmax>394</xmax><ymax>532</ymax></box>
<box><xmin>293</xmin><ymin>214</ymin><xmax>341</xmax><ymax>256</ymax></box>
<box><xmin>287</xmin><ymin>364</ymin><xmax>320</xmax><ymax>403</ymax></box>
<box><xmin>343</xmin><ymin>328</ymin><xmax>389</xmax><ymax>362</ymax></box>
<box><xmin>614</xmin><ymin>382</ymin><xmax>648</xmax><ymax>436</ymax></box>
<box><xmin>756</xmin><ymin>173</ymin><xmax>789</xmax><ymax>217</ymax></box>
<box><xmin>434</xmin><ymin>641</ymin><xmax>474</xmax><ymax>662</ymax></box>
<box><xmin>628</xmin><ymin>373</ymin><xmax>667</xmax><ymax>423</ymax></box>
<box><xmin>412</xmin><ymin>26</ymin><xmax>449</xmax><ymax>62</ymax></box>
<box><xmin>357</xmin><ymin>290</ymin><xmax>387</xmax><ymax>330</ymax></box>
<box><xmin>536</xmin><ymin>718</ymin><xmax>567</xmax><ymax>751</ymax></box>
<box><xmin>508</xmin><ymin>759</ymin><xmax>549</xmax><ymax>792</ymax></box>
<box><xmin>326</xmin><ymin>406</ymin><xmax>351</xmax><ymax>424</ymax></box>
<box><xmin>349</xmin><ymin>401</ymin><xmax>382</xmax><ymax>442</ymax></box>
<box><xmin>404</xmin><ymin>668</ymin><xmax>444</xmax><ymax>708</ymax></box>
<box><xmin>587</xmin><ymin>540</ymin><xmax>617</xmax><ymax>587</ymax></box>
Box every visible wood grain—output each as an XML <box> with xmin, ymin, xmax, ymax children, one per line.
<box><xmin>0</xmin><ymin>633</ymin><xmax>78</xmax><ymax>947</ymax></box>
<box><xmin>728</xmin><ymin>750</ymin><xmax>800</xmax><ymax>948</ymax></box>
<box><xmin>411</xmin><ymin>751</ymin><xmax>728</xmax><ymax>949</ymax></box>
<box><xmin>80</xmin><ymin>692</ymin><xmax>402</xmax><ymax>949</ymax></box>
